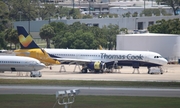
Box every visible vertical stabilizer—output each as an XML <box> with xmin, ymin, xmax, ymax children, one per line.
<box><xmin>17</xmin><ymin>26</ymin><xmax>39</xmax><ymax>49</ymax></box>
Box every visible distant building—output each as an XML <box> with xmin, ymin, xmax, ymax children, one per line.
<box><xmin>13</xmin><ymin>1</ymin><xmax>179</xmax><ymax>41</ymax></box>
<box><xmin>116</xmin><ymin>33</ymin><xmax>180</xmax><ymax>61</ymax></box>
<box><xmin>109</xmin><ymin>6</ymin><xmax>173</xmax><ymax>16</ymax></box>
<box><xmin>13</xmin><ymin>14</ymin><xmax>180</xmax><ymax>39</ymax></box>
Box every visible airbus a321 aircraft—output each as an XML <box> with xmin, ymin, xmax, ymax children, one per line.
<box><xmin>0</xmin><ymin>56</ymin><xmax>45</xmax><ymax>73</ymax></box>
<box><xmin>15</xmin><ymin>26</ymin><xmax>167</xmax><ymax>73</ymax></box>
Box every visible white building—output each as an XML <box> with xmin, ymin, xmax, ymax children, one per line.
<box><xmin>109</xmin><ymin>6</ymin><xmax>173</xmax><ymax>16</ymax></box>
<box><xmin>116</xmin><ymin>33</ymin><xmax>180</xmax><ymax>61</ymax></box>
<box><xmin>109</xmin><ymin>0</ymin><xmax>157</xmax><ymax>7</ymax></box>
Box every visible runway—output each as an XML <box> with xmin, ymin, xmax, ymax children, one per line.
<box><xmin>0</xmin><ymin>85</ymin><xmax>180</xmax><ymax>97</ymax></box>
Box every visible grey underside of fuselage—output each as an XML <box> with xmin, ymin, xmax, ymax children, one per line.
<box><xmin>0</xmin><ymin>65</ymin><xmax>37</xmax><ymax>71</ymax></box>
<box><xmin>60</xmin><ymin>60</ymin><xmax>160</xmax><ymax>67</ymax></box>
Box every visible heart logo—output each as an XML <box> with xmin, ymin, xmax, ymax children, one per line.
<box><xmin>19</xmin><ymin>34</ymin><xmax>33</xmax><ymax>47</ymax></box>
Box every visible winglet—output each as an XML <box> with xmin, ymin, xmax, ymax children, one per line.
<box><xmin>17</xmin><ymin>26</ymin><xmax>39</xmax><ymax>49</ymax></box>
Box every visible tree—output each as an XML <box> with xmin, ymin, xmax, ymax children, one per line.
<box><xmin>4</xmin><ymin>29</ymin><xmax>13</xmax><ymax>49</ymax></box>
<box><xmin>50</xmin><ymin>22</ymin><xmax>67</xmax><ymax>33</ymax></box>
<box><xmin>41</xmin><ymin>3</ymin><xmax>56</xmax><ymax>20</ymax></box>
<box><xmin>0</xmin><ymin>32</ymin><xmax>7</xmax><ymax>49</ymax></box>
<box><xmin>132</xmin><ymin>12</ymin><xmax>138</xmax><ymax>17</ymax></box>
<box><xmin>0</xmin><ymin>1</ymin><xmax>10</xmax><ymax>32</ymax></box>
<box><xmin>156</xmin><ymin>0</ymin><xmax>180</xmax><ymax>15</ymax></box>
<box><xmin>39</xmin><ymin>24</ymin><xmax>55</xmax><ymax>48</ymax></box>
<box><xmin>122</xmin><ymin>12</ymin><xmax>131</xmax><ymax>17</ymax></box>
<box><xmin>10</xmin><ymin>29</ymin><xmax>19</xmax><ymax>49</ymax></box>
<box><xmin>141</xmin><ymin>9</ymin><xmax>167</xmax><ymax>16</ymax></box>
<box><xmin>51</xmin><ymin>22</ymin><xmax>120</xmax><ymax>49</ymax></box>
<box><xmin>102</xmin><ymin>24</ymin><xmax>120</xmax><ymax>50</ymax></box>
<box><xmin>73</xmin><ymin>31</ymin><xmax>98</xmax><ymax>49</ymax></box>
<box><xmin>4</xmin><ymin>28</ymin><xmax>19</xmax><ymax>49</ymax></box>
<box><xmin>69</xmin><ymin>8</ymin><xmax>81</xmax><ymax>19</ymax></box>
<box><xmin>68</xmin><ymin>22</ymin><xmax>84</xmax><ymax>33</ymax></box>
<box><xmin>53</xmin><ymin>29</ymin><xmax>98</xmax><ymax>49</ymax></box>
<box><xmin>90</xmin><ymin>26</ymin><xmax>107</xmax><ymax>49</ymax></box>
<box><xmin>52</xmin><ymin>22</ymin><xmax>99</xmax><ymax>49</ymax></box>
<box><xmin>7</xmin><ymin>0</ymin><xmax>38</xmax><ymax>21</ymax></box>
<box><xmin>120</xmin><ymin>28</ymin><xmax>128</xmax><ymax>34</ymax></box>
<box><xmin>148</xmin><ymin>18</ymin><xmax>180</xmax><ymax>34</ymax></box>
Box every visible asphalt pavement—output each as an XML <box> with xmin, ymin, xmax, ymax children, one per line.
<box><xmin>0</xmin><ymin>64</ymin><xmax>180</xmax><ymax>97</ymax></box>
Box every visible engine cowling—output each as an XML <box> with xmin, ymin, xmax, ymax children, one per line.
<box><xmin>87</xmin><ymin>61</ymin><xmax>103</xmax><ymax>70</ymax></box>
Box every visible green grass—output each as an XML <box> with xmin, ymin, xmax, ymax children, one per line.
<box><xmin>0</xmin><ymin>94</ymin><xmax>180</xmax><ymax>108</ymax></box>
<box><xmin>0</xmin><ymin>79</ymin><xmax>180</xmax><ymax>88</ymax></box>
<box><xmin>0</xmin><ymin>79</ymin><xmax>180</xmax><ymax>107</ymax></box>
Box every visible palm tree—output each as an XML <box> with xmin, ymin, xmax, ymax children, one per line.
<box><xmin>39</xmin><ymin>24</ymin><xmax>55</xmax><ymax>48</ymax></box>
<box><xmin>10</xmin><ymin>29</ymin><xmax>19</xmax><ymax>49</ymax></box>
<box><xmin>4</xmin><ymin>29</ymin><xmax>13</xmax><ymax>49</ymax></box>
<box><xmin>0</xmin><ymin>32</ymin><xmax>7</xmax><ymax>49</ymax></box>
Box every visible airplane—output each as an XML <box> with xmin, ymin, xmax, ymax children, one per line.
<box><xmin>15</xmin><ymin>26</ymin><xmax>168</xmax><ymax>73</ymax></box>
<box><xmin>0</xmin><ymin>50</ymin><xmax>7</xmax><ymax>53</ymax></box>
<box><xmin>14</xmin><ymin>26</ymin><xmax>60</xmax><ymax>66</ymax></box>
<box><xmin>0</xmin><ymin>56</ymin><xmax>45</xmax><ymax>73</ymax></box>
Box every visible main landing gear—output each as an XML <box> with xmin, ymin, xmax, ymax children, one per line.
<box><xmin>81</xmin><ymin>68</ymin><xmax>104</xmax><ymax>73</ymax></box>
<box><xmin>132</xmin><ymin>68</ymin><xmax>140</xmax><ymax>74</ymax></box>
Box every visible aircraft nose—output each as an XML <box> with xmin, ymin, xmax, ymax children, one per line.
<box><xmin>40</xmin><ymin>63</ymin><xmax>46</xmax><ymax>68</ymax></box>
<box><xmin>162</xmin><ymin>58</ymin><xmax>168</xmax><ymax>65</ymax></box>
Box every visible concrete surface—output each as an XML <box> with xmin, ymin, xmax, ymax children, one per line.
<box><xmin>0</xmin><ymin>64</ymin><xmax>180</xmax><ymax>82</ymax></box>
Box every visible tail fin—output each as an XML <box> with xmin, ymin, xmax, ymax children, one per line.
<box><xmin>17</xmin><ymin>26</ymin><xmax>39</xmax><ymax>49</ymax></box>
<box><xmin>99</xmin><ymin>45</ymin><xmax>103</xmax><ymax>50</ymax></box>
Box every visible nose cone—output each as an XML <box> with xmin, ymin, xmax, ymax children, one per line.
<box><xmin>161</xmin><ymin>58</ymin><xmax>168</xmax><ymax>65</ymax></box>
<box><xmin>33</xmin><ymin>63</ymin><xmax>46</xmax><ymax>71</ymax></box>
<box><xmin>40</xmin><ymin>63</ymin><xmax>46</xmax><ymax>68</ymax></box>
<box><xmin>56</xmin><ymin>60</ymin><xmax>61</xmax><ymax>65</ymax></box>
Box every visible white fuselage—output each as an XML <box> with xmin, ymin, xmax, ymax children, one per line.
<box><xmin>44</xmin><ymin>49</ymin><xmax>168</xmax><ymax>67</ymax></box>
<box><xmin>0</xmin><ymin>56</ymin><xmax>45</xmax><ymax>72</ymax></box>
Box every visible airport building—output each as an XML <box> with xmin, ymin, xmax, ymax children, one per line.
<box><xmin>13</xmin><ymin>15</ymin><xmax>180</xmax><ymax>39</ymax></box>
<box><xmin>116</xmin><ymin>33</ymin><xmax>180</xmax><ymax>61</ymax></box>
<box><xmin>13</xmin><ymin>0</ymin><xmax>178</xmax><ymax>39</ymax></box>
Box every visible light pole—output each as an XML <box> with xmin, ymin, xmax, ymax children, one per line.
<box><xmin>72</xmin><ymin>0</ymin><xmax>75</xmax><ymax>9</ymax></box>
<box><xmin>158</xmin><ymin>6</ymin><xmax>162</xmax><ymax>16</ymax></box>
<box><xmin>28</xmin><ymin>1</ymin><xmax>31</xmax><ymax>34</ymax></box>
<box><xmin>49</xmin><ymin>12</ymin><xmax>51</xmax><ymax>24</ymax></box>
<box><xmin>144</xmin><ymin>0</ymin><xmax>146</xmax><ymax>11</ymax></box>
<box><xmin>117</xmin><ymin>6</ymin><xmax>120</xmax><ymax>28</ymax></box>
<box><xmin>88</xmin><ymin>0</ymin><xmax>91</xmax><ymax>15</ymax></box>
<box><xmin>123</xmin><ymin>7</ymin><xmax>127</xmax><ymax>28</ymax></box>
<box><xmin>53</xmin><ymin>89</ymin><xmax>80</xmax><ymax>108</ymax></box>
<box><xmin>18</xmin><ymin>11</ymin><xmax>22</xmax><ymax>21</ymax></box>
<box><xmin>107</xmin><ymin>42</ymin><xmax>110</xmax><ymax>50</ymax></box>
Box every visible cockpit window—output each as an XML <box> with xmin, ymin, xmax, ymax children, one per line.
<box><xmin>35</xmin><ymin>61</ymin><xmax>40</xmax><ymax>64</ymax></box>
<box><xmin>154</xmin><ymin>56</ymin><xmax>162</xmax><ymax>58</ymax></box>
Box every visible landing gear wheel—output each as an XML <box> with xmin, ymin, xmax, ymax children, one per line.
<box><xmin>94</xmin><ymin>69</ymin><xmax>99</xmax><ymax>73</ymax></box>
<box><xmin>82</xmin><ymin>68</ymin><xmax>87</xmax><ymax>73</ymax></box>
<box><xmin>99</xmin><ymin>69</ymin><xmax>104</xmax><ymax>73</ymax></box>
<box><xmin>147</xmin><ymin>67</ymin><xmax>150</xmax><ymax>74</ymax></box>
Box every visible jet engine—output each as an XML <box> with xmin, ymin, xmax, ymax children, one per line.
<box><xmin>87</xmin><ymin>61</ymin><xmax>103</xmax><ymax>70</ymax></box>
